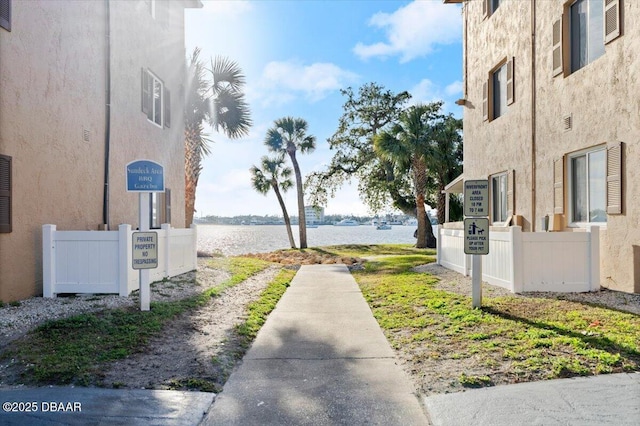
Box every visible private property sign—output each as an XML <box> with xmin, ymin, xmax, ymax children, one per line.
<box><xmin>126</xmin><ymin>160</ymin><xmax>164</xmax><ymax>192</ymax></box>
<box><xmin>132</xmin><ymin>232</ymin><xmax>158</xmax><ymax>269</ymax></box>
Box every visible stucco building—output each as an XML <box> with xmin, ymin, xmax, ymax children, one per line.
<box><xmin>0</xmin><ymin>0</ymin><xmax>200</xmax><ymax>301</ymax></box>
<box><xmin>445</xmin><ymin>0</ymin><xmax>637</xmax><ymax>293</ymax></box>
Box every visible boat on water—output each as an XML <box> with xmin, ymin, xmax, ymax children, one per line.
<box><xmin>334</xmin><ymin>218</ymin><xmax>360</xmax><ymax>226</ymax></box>
<box><xmin>376</xmin><ymin>221</ymin><xmax>392</xmax><ymax>230</ymax></box>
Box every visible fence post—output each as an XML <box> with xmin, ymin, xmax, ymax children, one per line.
<box><xmin>511</xmin><ymin>226</ymin><xmax>524</xmax><ymax>293</ymax></box>
<box><xmin>119</xmin><ymin>224</ymin><xmax>131</xmax><ymax>296</ymax></box>
<box><xmin>589</xmin><ymin>226</ymin><xmax>600</xmax><ymax>291</ymax></box>
<box><xmin>161</xmin><ymin>223</ymin><xmax>171</xmax><ymax>278</ymax></box>
<box><xmin>42</xmin><ymin>224</ymin><xmax>57</xmax><ymax>298</ymax></box>
<box><xmin>191</xmin><ymin>223</ymin><xmax>198</xmax><ymax>271</ymax></box>
<box><xmin>436</xmin><ymin>226</ymin><xmax>442</xmax><ymax>265</ymax></box>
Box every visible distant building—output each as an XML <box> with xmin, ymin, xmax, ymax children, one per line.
<box><xmin>304</xmin><ymin>206</ymin><xmax>324</xmax><ymax>224</ymax></box>
<box><xmin>0</xmin><ymin>0</ymin><xmax>202</xmax><ymax>301</ymax></box>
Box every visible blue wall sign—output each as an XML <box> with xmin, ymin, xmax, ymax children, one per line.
<box><xmin>126</xmin><ymin>160</ymin><xmax>165</xmax><ymax>192</ymax></box>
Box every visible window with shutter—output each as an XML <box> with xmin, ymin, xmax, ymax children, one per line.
<box><xmin>491</xmin><ymin>172</ymin><xmax>508</xmax><ymax>224</ymax></box>
<box><xmin>552</xmin><ymin>19</ymin><xmax>563</xmax><ymax>76</ymax></box>
<box><xmin>507</xmin><ymin>169</ymin><xmax>515</xmax><ymax>216</ymax></box>
<box><xmin>506</xmin><ymin>57</ymin><xmax>515</xmax><ymax>105</ymax></box>
<box><xmin>0</xmin><ymin>155</ymin><xmax>11</xmax><ymax>233</ymax></box>
<box><xmin>164</xmin><ymin>87</ymin><xmax>171</xmax><ymax>128</ymax></box>
<box><xmin>487</xmin><ymin>60</ymin><xmax>509</xmax><ymax>121</ymax></box>
<box><xmin>568</xmin><ymin>147</ymin><xmax>606</xmax><ymax>223</ymax></box>
<box><xmin>0</xmin><ymin>0</ymin><xmax>10</xmax><ymax>32</ymax></box>
<box><xmin>165</xmin><ymin>189</ymin><xmax>172</xmax><ymax>224</ymax></box>
<box><xmin>141</xmin><ymin>69</ymin><xmax>165</xmax><ymax>128</ymax></box>
<box><xmin>484</xmin><ymin>0</ymin><xmax>502</xmax><ymax>19</ymax></box>
<box><xmin>606</xmin><ymin>142</ymin><xmax>622</xmax><ymax>214</ymax></box>
<box><xmin>572</xmin><ymin>0</ymin><xmax>605</xmax><ymax>72</ymax></box>
<box><xmin>554</xmin><ymin>158</ymin><xmax>564</xmax><ymax>214</ymax></box>
<box><xmin>482</xmin><ymin>81</ymin><xmax>488</xmax><ymax>121</ymax></box>
<box><xmin>604</xmin><ymin>0</ymin><xmax>621</xmax><ymax>44</ymax></box>
<box><xmin>141</xmin><ymin>68</ymin><xmax>151</xmax><ymax>116</ymax></box>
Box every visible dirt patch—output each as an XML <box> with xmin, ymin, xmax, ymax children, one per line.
<box><xmin>243</xmin><ymin>249</ymin><xmax>363</xmax><ymax>266</ymax></box>
<box><xmin>99</xmin><ymin>266</ymin><xmax>281</xmax><ymax>392</ymax></box>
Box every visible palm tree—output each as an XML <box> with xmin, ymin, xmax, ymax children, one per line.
<box><xmin>374</xmin><ymin>103</ymin><xmax>440</xmax><ymax>248</ymax></box>
<box><xmin>264</xmin><ymin>117</ymin><xmax>316</xmax><ymax>249</ymax></box>
<box><xmin>250</xmin><ymin>156</ymin><xmax>297</xmax><ymax>249</ymax></box>
<box><xmin>184</xmin><ymin>48</ymin><xmax>251</xmax><ymax>227</ymax></box>
<box><xmin>426</xmin><ymin>114</ymin><xmax>463</xmax><ymax>224</ymax></box>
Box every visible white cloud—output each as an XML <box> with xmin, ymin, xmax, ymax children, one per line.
<box><xmin>445</xmin><ymin>80</ymin><xmax>463</xmax><ymax>96</ymax></box>
<box><xmin>410</xmin><ymin>78</ymin><xmax>439</xmax><ymax>104</ymax></box>
<box><xmin>253</xmin><ymin>60</ymin><xmax>359</xmax><ymax>106</ymax></box>
<box><xmin>354</xmin><ymin>1</ymin><xmax>461</xmax><ymax>63</ymax></box>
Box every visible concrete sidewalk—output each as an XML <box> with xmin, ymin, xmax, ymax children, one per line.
<box><xmin>1</xmin><ymin>263</ymin><xmax>638</xmax><ymax>425</ymax></box>
<box><xmin>424</xmin><ymin>372</ymin><xmax>640</xmax><ymax>426</ymax></box>
<box><xmin>200</xmin><ymin>264</ymin><xmax>429</xmax><ymax>425</ymax></box>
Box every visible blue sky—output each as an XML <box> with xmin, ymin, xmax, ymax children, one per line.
<box><xmin>185</xmin><ymin>0</ymin><xmax>462</xmax><ymax>218</ymax></box>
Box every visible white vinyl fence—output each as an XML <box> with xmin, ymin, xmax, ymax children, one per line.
<box><xmin>43</xmin><ymin>224</ymin><xmax>197</xmax><ymax>297</ymax></box>
<box><xmin>436</xmin><ymin>225</ymin><xmax>600</xmax><ymax>293</ymax></box>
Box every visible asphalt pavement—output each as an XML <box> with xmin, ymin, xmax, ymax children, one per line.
<box><xmin>1</xmin><ymin>264</ymin><xmax>638</xmax><ymax>425</ymax></box>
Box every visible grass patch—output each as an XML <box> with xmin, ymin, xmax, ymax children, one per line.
<box><xmin>2</xmin><ymin>257</ymin><xmax>272</xmax><ymax>386</ymax></box>
<box><xmin>309</xmin><ymin>243</ymin><xmax>435</xmax><ymax>258</ymax></box>
<box><xmin>235</xmin><ymin>269</ymin><xmax>296</xmax><ymax>342</ymax></box>
<box><xmin>340</xmin><ymin>246</ymin><xmax>640</xmax><ymax>389</ymax></box>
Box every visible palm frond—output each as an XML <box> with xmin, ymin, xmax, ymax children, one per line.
<box><xmin>210</xmin><ymin>56</ymin><xmax>246</xmax><ymax>94</ymax></box>
<box><xmin>211</xmin><ymin>88</ymin><xmax>252</xmax><ymax>139</ymax></box>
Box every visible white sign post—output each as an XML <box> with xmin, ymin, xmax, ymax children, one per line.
<box><xmin>126</xmin><ymin>160</ymin><xmax>164</xmax><ymax>311</ymax></box>
<box><xmin>464</xmin><ymin>180</ymin><xmax>490</xmax><ymax>309</ymax></box>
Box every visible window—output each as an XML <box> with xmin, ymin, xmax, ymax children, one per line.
<box><xmin>0</xmin><ymin>0</ymin><xmax>10</xmax><ymax>32</ymax></box>
<box><xmin>570</xmin><ymin>0</ymin><xmax>605</xmax><ymax>72</ymax></box>
<box><xmin>491</xmin><ymin>173</ymin><xmax>508</xmax><ymax>223</ymax></box>
<box><xmin>141</xmin><ymin>68</ymin><xmax>170</xmax><ymax>128</ymax></box>
<box><xmin>553</xmin><ymin>0</ymin><xmax>621</xmax><ymax>77</ymax></box>
<box><xmin>0</xmin><ymin>155</ymin><xmax>11</xmax><ymax>233</ymax></box>
<box><xmin>483</xmin><ymin>0</ymin><xmax>502</xmax><ymax>18</ymax></box>
<box><xmin>150</xmin><ymin>189</ymin><xmax>171</xmax><ymax>229</ymax></box>
<box><xmin>483</xmin><ymin>58</ymin><xmax>514</xmax><ymax>122</ymax></box>
<box><xmin>568</xmin><ymin>147</ymin><xmax>606</xmax><ymax>223</ymax></box>
<box><xmin>492</xmin><ymin>64</ymin><xmax>507</xmax><ymax>119</ymax></box>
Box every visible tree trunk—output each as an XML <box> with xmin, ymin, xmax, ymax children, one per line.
<box><xmin>289</xmin><ymin>148</ymin><xmax>307</xmax><ymax>249</ymax></box>
<box><xmin>413</xmin><ymin>158</ymin><xmax>436</xmax><ymax>248</ymax></box>
<box><xmin>437</xmin><ymin>186</ymin><xmax>446</xmax><ymax>225</ymax></box>
<box><xmin>185</xmin><ymin>176</ymin><xmax>196</xmax><ymax>227</ymax></box>
<box><xmin>416</xmin><ymin>193</ymin><xmax>427</xmax><ymax>248</ymax></box>
<box><xmin>184</xmin><ymin>125</ymin><xmax>201</xmax><ymax>227</ymax></box>
<box><xmin>272</xmin><ymin>182</ymin><xmax>297</xmax><ymax>249</ymax></box>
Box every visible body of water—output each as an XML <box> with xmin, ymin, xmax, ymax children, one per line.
<box><xmin>197</xmin><ymin>224</ymin><xmax>420</xmax><ymax>256</ymax></box>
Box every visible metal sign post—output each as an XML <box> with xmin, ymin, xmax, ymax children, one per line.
<box><xmin>464</xmin><ymin>180</ymin><xmax>490</xmax><ymax>309</ymax></box>
<box><xmin>126</xmin><ymin>160</ymin><xmax>164</xmax><ymax>311</ymax></box>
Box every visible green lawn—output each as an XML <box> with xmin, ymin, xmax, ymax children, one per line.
<box><xmin>322</xmin><ymin>245</ymin><xmax>640</xmax><ymax>388</ymax></box>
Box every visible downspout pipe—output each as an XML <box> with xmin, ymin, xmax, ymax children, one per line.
<box><xmin>530</xmin><ymin>0</ymin><xmax>537</xmax><ymax>231</ymax></box>
<box><xmin>102</xmin><ymin>0</ymin><xmax>111</xmax><ymax>229</ymax></box>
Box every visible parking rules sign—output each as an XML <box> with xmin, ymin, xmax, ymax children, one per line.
<box><xmin>464</xmin><ymin>180</ymin><xmax>489</xmax><ymax>217</ymax></box>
